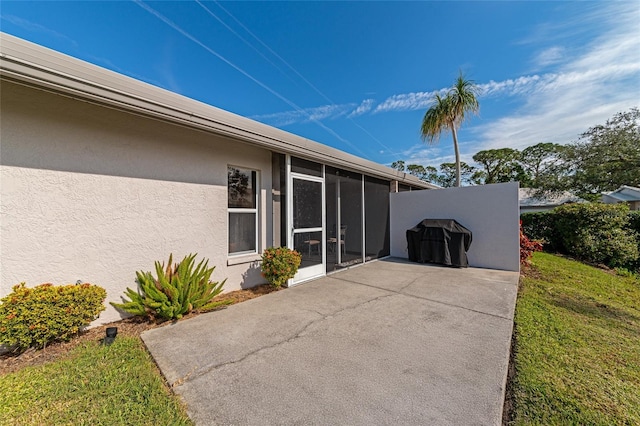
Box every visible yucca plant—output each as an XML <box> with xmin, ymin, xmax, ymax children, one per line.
<box><xmin>111</xmin><ymin>254</ymin><xmax>230</xmax><ymax>321</ymax></box>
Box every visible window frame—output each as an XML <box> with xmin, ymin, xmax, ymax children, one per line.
<box><xmin>228</xmin><ymin>166</ymin><xmax>259</xmax><ymax>257</ymax></box>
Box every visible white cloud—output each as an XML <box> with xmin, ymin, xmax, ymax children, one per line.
<box><xmin>373</xmin><ymin>89</ymin><xmax>443</xmax><ymax>113</ymax></box>
<box><xmin>348</xmin><ymin>99</ymin><xmax>375</xmax><ymax>117</ymax></box>
<box><xmin>533</xmin><ymin>46</ymin><xmax>565</xmax><ymax>68</ymax></box>
<box><xmin>251</xmin><ymin>3</ymin><xmax>638</xmax><ymax>157</ymax></box>
<box><xmin>472</xmin><ymin>1</ymin><xmax>640</xmax><ymax>152</ymax></box>
<box><xmin>251</xmin><ymin>103</ymin><xmax>354</xmax><ymax>126</ymax></box>
<box><xmin>478</xmin><ymin>75</ymin><xmax>545</xmax><ymax>97</ymax></box>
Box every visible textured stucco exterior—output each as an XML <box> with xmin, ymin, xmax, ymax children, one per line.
<box><xmin>1</xmin><ymin>81</ymin><xmax>272</xmax><ymax>325</ymax></box>
<box><xmin>390</xmin><ymin>182</ymin><xmax>520</xmax><ymax>272</ymax></box>
<box><xmin>0</xmin><ymin>33</ymin><xmax>435</xmax><ymax>327</ymax></box>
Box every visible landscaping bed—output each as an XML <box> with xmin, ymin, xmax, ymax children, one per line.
<box><xmin>1</xmin><ymin>283</ymin><xmax>280</xmax><ymax>375</ymax></box>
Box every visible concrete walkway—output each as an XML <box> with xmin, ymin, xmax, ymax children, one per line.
<box><xmin>142</xmin><ymin>258</ymin><xmax>520</xmax><ymax>425</ymax></box>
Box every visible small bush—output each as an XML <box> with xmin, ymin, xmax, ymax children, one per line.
<box><xmin>0</xmin><ymin>282</ymin><xmax>106</xmax><ymax>352</ymax></box>
<box><xmin>111</xmin><ymin>253</ymin><xmax>230</xmax><ymax>321</ymax></box>
<box><xmin>520</xmin><ymin>221</ymin><xmax>543</xmax><ymax>266</ymax></box>
<box><xmin>261</xmin><ymin>247</ymin><xmax>302</xmax><ymax>287</ymax></box>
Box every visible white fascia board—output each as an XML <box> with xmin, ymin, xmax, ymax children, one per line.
<box><xmin>0</xmin><ymin>32</ymin><xmax>436</xmax><ymax>190</ymax></box>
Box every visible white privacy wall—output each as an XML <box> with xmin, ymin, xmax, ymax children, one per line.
<box><xmin>390</xmin><ymin>182</ymin><xmax>520</xmax><ymax>272</ymax></box>
<box><xmin>1</xmin><ymin>82</ymin><xmax>271</xmax><ymax>325</ymax></box>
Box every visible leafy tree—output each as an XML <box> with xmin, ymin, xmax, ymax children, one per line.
<box><xmin>424</xmin><ymin>165</ymin><xmax>440</xmax><ymax>185</ymax></box>
<box><xmin>390</xmin><ymin>160</ymin><xmax>405</xmax><ymax>172</ymax></box>
<box><xmin>472</xmin><ymin>148</ymin><xmax>529</xmax><ymax>184</ymax></box>
<box><xmin>567</xmin><ymin>108</ymin><xmax>640</xmax><ymax>200</ymax></box>
<box><xmin>437</xmin><ymin>162</ymin><xmax>482</xmax><ymax>187</ymax></box>
<box><xmin>520</xmin><ymin>142</ymin><xmax>567</xmax><ymax>187</ymax></box>
<box><xmin>407</xmin><ymin>164</ymin><xmax>427</xmax><ymax>179</ymax></box>
<box><xmin>402</xmin><ymin>163</ymin><xmax>440</xmax><ymax>184</ymax></box>
<box><xmin>421</xmin><ymin>72</ymin><xmax>479</xmax><ymax>187</ymax></box>
<box><xmin>406</xmin><ymin>164</ymin><xmax>427</xmax><ymax>180</ymax></box>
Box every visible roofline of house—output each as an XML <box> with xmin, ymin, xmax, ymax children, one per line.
<box><xmin>0</xmin><ymin>32</ymin><xmax>437</xmax><ymax>189</ymax></box>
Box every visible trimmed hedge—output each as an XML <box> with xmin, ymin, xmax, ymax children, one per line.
<box><xmin>521</xmin><ymin>203</ymin><xmax>639</xmax><ymax>270</ymax></box>
<box><xmin>0</xmin><ymin>282</ymin><xmax>106</xmax><ymax>352</ymax></box>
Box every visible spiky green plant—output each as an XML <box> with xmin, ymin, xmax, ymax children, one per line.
<box><xmin>111</xmin><ymin>254</ymin><xmax>230</xmax><ymax>321</ymax></box>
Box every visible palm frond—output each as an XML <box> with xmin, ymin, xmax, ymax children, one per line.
<box><xmin>420</xmin><ymin>94</ymin><xmax>452</xmax><ymax>144</ymax></box>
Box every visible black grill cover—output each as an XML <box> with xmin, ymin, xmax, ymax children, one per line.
<box><xmin>406</xmin><ymin>219</ymin><xmax>472</xmax><ymax>267</ymax></box>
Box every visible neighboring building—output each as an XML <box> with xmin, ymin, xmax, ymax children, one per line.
<box><xmin>602</xmin><ymin>186</ymin><xmax>640</xmax><ymax>211</ymax></box>
<box><xmin>0</xmin><ymin>33</ymin><xmax>436</xmax><ymax>324</ymax></box>
<box><xmin>519</xmin><ymin>188</ymin><xmax>584</xmax><ymax>214</ymax></box>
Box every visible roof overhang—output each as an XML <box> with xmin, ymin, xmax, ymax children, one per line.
<box><xmin>0</xmin><ymin>32</ymin><xmax>437</xmax><ymax>189</ymax></box>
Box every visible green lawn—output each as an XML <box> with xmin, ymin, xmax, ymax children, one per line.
<box><xmin>511</xmin><ymin>252</ymin><xmax>640</xmax><ymax>425</ymax></box>
<box><xmin>0</xmin><ymin>337</ymin><xmax>193</xmax><ymax>426</ymax></box>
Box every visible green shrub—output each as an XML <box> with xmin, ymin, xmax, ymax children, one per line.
<box><xmin>0</xmin><ymin>282</ymin><xmax>106</xmax><ymax>352</ymax></box>
<box><xmin>111</xmin><ymin>254</ymin><xmax>230</xmax><ymax>321</ymax></box>
<box><xmin>554</xmin><ymin>203</ymin><xmax>639</xmax><ymax>267</ymax></box>
<box><xmin>521</xmin><ymin>211</ymin><xmax>560</xmax><ymax>251</ymax></box>
<box><xmin>627</xmin><ymin>210</ymin><xmax>640</xmax><ymax>234</ymax></box>
<box><xmin>261</xmin><ymin>247</ymin><xmax>302</xmax><ymax>287</ymax></box>
<box><xmin>625</xmin><ymin>210</ymin><xmax>640</xmax><ymax>272</ymax></box>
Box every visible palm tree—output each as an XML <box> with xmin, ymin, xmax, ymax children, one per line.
<box><xmin>421</xmin><ymin>72</ymin><xmax>479</xmax><ymax>187</ymax></box>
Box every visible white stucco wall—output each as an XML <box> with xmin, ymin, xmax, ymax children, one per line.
<box><xmin>1</xmin><ymin>81</ymin><xmax>272</xmax><ymax>325</ymax></box>
<box><xmin>390</xmin><ymin>182</ymin><xmax>520</xmax><ymax>272</ymax></box>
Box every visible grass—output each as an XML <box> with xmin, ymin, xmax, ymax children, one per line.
<box><xmin>0</xmin><ymin>337</ymin><xmax>192</xmax><ymax>426</ymax></box>
<box><xmin>511</xmin><ymin>252</ymin><xmax>640</xmax><ymax>425</ymax></box>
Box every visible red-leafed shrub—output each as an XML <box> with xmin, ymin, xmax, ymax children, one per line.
<box><xmin>520</xmin><ymin>221</ymin><xmax>543</xmax><ymax>266</ymax></box>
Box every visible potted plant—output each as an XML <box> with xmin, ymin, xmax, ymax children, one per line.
<box><xmin>261</xmin><ymin>247</ymin><xmax>302</xmax><ymax>287</ymax></box>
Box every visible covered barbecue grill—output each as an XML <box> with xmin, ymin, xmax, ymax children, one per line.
<box><xmin>406</xmin><ymin>219</ymin><xmax>472</xmax><ymax>267</ymax></box>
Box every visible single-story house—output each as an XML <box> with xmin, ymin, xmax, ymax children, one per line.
<box><xmin>602</xmin><ymin>186</ymin><xmax>640</xmax><ymax>211</ymax></box>
<box><xmin>519</xmin><ymin>188</ymin><xmax>584</xmax><ymax>214</ymax></box>
<box><xmin>1</xmin><ymin>33</ymin><xmax>520</xmax><ymax>326</ymax></box>
<box><xmin>0</xmin><ymin>33</ymin><xmax>438</xmax><ymax>323</ymax></box>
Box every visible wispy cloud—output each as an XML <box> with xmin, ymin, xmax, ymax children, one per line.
<box><xmin>373</xmin><ymin>89</ymin><xmax>443</xmax><ymax>113</ymax></box>
<box><xmin>256</xmin><ymin>74</ymin><xmax>554</xmax><ymax>124</ymax></box>
<box><xmin>533</xmin><ymin>46</ymin><xmax>565</xmax><ymax>68</ymax></box>
<box><xmin>1</xmin><ymin>15</ymin><xmax>78</xmax><ymax>48</ymax></box>
<box><xmin>348</xmin><ymin>99</ymin><xmax>375</xmax><ymax>117</ymax></box>
<box><xmin>472</xmin><ymin>1</ymin><xmax>640</xmax><ymax>152</ymax></box>
<box><xmin>252</xmin><ymin>103</ymin><xmax>355</xmax><ymax>126</ymax></box>
<box><xmin>248</xmin><ymin>2</ymin><xmax>638</xmax><ymax>167</ymax></box>
<box><xmin>396</xmin><ymin>1</ymin><xmax>640</xmax><ymax>168</ymax></box>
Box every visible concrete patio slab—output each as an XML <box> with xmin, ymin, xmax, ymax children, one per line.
<box><xmin>142</xmin><ymin>258</ymin><xmax>520</xmax><ymax>425</ymax></box>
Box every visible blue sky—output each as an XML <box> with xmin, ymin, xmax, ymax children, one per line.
<box><xmin>2</xmin><ymin>1</ymin><xmax>639</xmax><ymax>169</ymax></box>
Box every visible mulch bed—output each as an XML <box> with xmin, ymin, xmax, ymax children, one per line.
<box><xmin>0</xmin><ymin>284</ymin><xmax>281</xmax><ymax>376</ymax></box>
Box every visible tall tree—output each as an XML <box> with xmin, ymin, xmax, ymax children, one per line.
<box><xmin>520</xmin><ymin>143</ymin><xmax>565</xmax><ymax>184</ymax></box>
<box><xmin>472</xmin><ymin>148</ymin><xmax>529</xmax><ymax>184</ymax></box>
<box><xmin>438</xmin><ymin>162</ymin><xmax>481</xmax><ymax>187</ymax></box>
<box><xmin>568</xmin><ymin>108</ymin><xmax>640</xmax><ymax>199</ymax></box>
<box><xmin>390</xmin><ymin>160</ymin><xmax>405</xmax><ymax>172</ymax></box>
<box><xmin>520</xmin><ymin>142</ymin><xmax>569</xmax><ymax>191</ymax></box>
<box><xmin>406</xmin><ymin>164</ymin><xmax>428</xmax><ymax>181</ymax></box>
<box><xmin>420</xmin><ymin>72</ymin><xmax>479</xmax><ymax>187</ymax></box>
